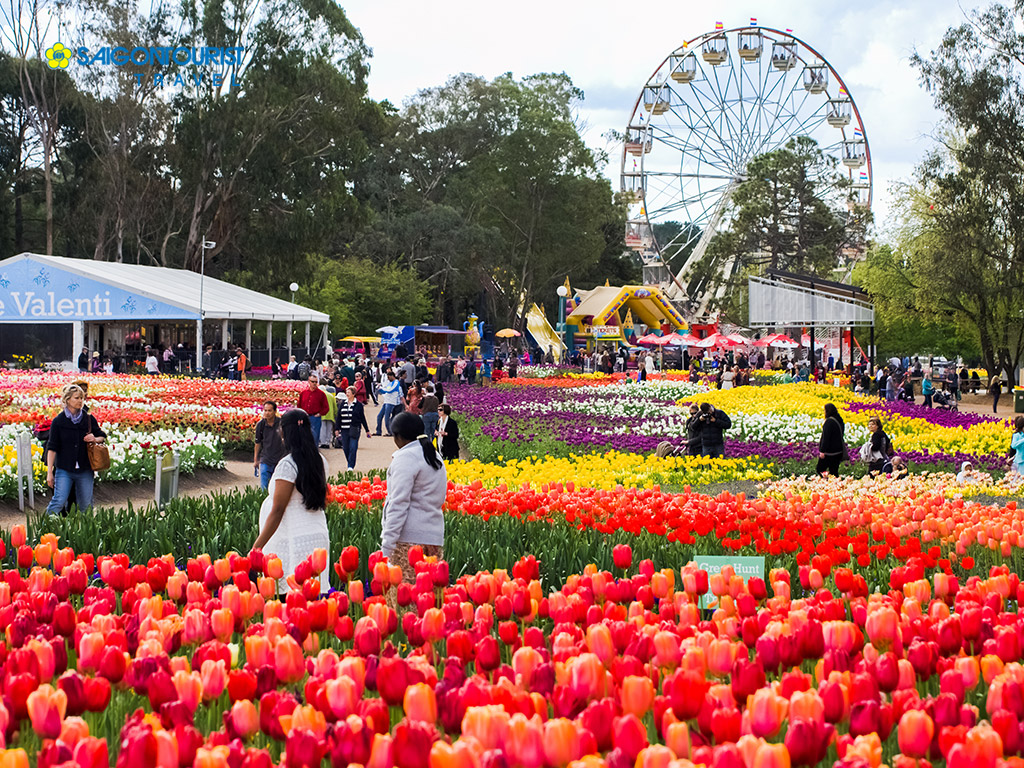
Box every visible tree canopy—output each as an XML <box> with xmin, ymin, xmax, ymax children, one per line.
<box><xmin>852</xmin><ymin>2</ymin><xmax>1024</xmax><ymax>377</ymax></box>
<box><xmin>0</xmin><ymin>3</ymin><xmax>632</xmax><ymax>331</ymax></box>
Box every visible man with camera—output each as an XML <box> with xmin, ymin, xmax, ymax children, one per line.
<box><xmin>692</xmin><ymin>401</ymin><xmax>732</xmax><ymax>458</ymax></box>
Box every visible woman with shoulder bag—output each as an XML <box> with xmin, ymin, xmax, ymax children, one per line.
<box><xmin>45</xmin><ymin>384</ymin><xmax>106</xmax><ymax>515</ymax></box>
<box><xmin>817</xmin><ymin>403</ymin><xmax>846</xmax><ymax>476</ymax></box>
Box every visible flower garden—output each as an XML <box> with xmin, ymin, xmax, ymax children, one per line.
<box><xmin>0</xmin><ymin>369</ymin><xmax>1023</xmax><ymax>767</ymax></box>
<box><xmin>0</xmin><ymin>373</ymin><xmax>309</xmax><ymax>498</ymax></box>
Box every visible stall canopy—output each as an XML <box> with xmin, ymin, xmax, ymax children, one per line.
<box><xmin>0</xmin><ymin>253</ymin><xmax>328</xmax><ymax>323</ymax></box>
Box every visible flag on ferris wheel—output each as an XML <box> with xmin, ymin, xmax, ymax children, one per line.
<box><xmin>853</xmin><ymin>127</ymin><xmax>863</xmax><ymax>139</ymax></box>
<box><xmin>715</xmin><ymin>21</ymin><xmax>724</xmax><ymax>30</ymax></box>
<box><xmin>749</xmin><ymin>17</ymin><xmax>757</xmax><ymax>26</ymax></box>
<box><xmin>860</xmin><ymin>171</ymin><xmax>868</xmax><ymax>180</ymax></box>
<box><xmin>838</xmin><ymin>85</ymin><xmax>848</xmax><ymax>96</ymax></box>
<box><xmin>786</xmin><ymin>28</ymin><xmax>793</xmax><ymax>34</ymax></box>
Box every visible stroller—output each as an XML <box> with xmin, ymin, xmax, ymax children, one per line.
<box><xmin>933</xmin><ymin>390</ymin><xmax>958</xmax><ymax>411</ymax></box>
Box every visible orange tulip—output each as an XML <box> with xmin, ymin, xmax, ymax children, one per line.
<box><xmin>567</xmin><ymin>653</ymin><xmax>606</xmax><ymax>702</ymax></box>
<box><xmin>312</xmin><ymin>548</ymin><xmax>328</xmax><ymax>574</ymax></box>
<box><xmin>429</xmin><ymin>740</ymin><xmax>480</xmax><ymax>768</ymax></box>
<box><xmin>193</xmin><ymin>745</ymin><xmax>230</xmax><ymax>768</ymax></box>
<box><xmin>636</xmin><ymin>745</ymin><xmax>675</xmax><ymax>768</ymax></box>
<box><xmin>284</xmin><ymin>704</ymin><xmax>327</xmax><ymax>739</ymax></box>
<box><xmin>865</xmin><ymin>607</ymin><xmax>899</xmax><ymax>651</ymax></box>
<box><xmin>961</xmin><ymin>724</ymin><xmax>1004</xmax><ymax>768</ymax></box>
<box><xmin>665</xmin><ymin>721</ymin><xmax>691</xmax><ymax>759</ymax></box>
<box><xmin>620</xmin><ymin>675</ymin><xmax>655</xmax><ymax>718</ymax></box>
<box><xmin>173</xmin><ymin>670</ymin><xmax>202</xmax><ymax>713</ymax></box>
<box><xmin>586</xmin><ymin>624</ymin><xmax>615</xmax><ymax>665</ymax></box>
<box><xmin>898</xmin><ymin>710</ymin><xmax>934</xmax><ymax>758</ymax></box>
<box><xmin>512</xmin><ymin>647</ymin><xmax>543</xmax><ymax>688</ymax></box>
<box><xmin>244</xmin><ymin>634</ymin><xmax>271</xmax><ymax>669</ymax></box>
<box><xmin>462</xmin><ymin>705</ymin><xmax>511</xmax><ymax>751</ymax></box>
<box><xmin>707</xmin><ymin>639</ymin><xmax>736</xmax><ymax>677</ymax></box>
<box><xmin>11</xmin><ymin>525</ymin><xmax>26</xmax><ymax>548</ymax></box>
<box><xmin>274</xmin><ymin>635</ymin><xmax>305</xmax><ymax>684</ymax></box>
<box><xmin>229</xmin><ymin>700</ymin><xmax>259</xmax><ymax>740</ymax></box>
<box><xmin>26</xmin><ymin>684</ymin><xmax>66</xmax><ymax>739</ymax></box>
<box><xmin>421</xmin><ymin>608</ymin><xmax>444</xmax><ymax>644</ymax></box>
<box><xmin>543</xmin><ymin>718</ymin><xmax>582</xmax><ymax>767</ymax></box>
<box><xmin>348</xmin><ymin>579</ymin><xmax>365</xmax><ymax>605</ymax></box>
<box><xmin>752</xmin><ymin>743</ymin><xmax>791</xmax><ymax>768</ymax></box>
<box><xmin>404</xmin><ymin>683</ymin><xmax>437</xmax><ymax>724</ymax></box>
<box><xmin>265</xmin><ymin>556</ymin><xmax>284</xmax><ymax>580</ymax></box>
<box><xmin>0</xmin><ymin>750</ymin><xmax>29</xmax><ymax>768</ymax></box>
<box><xmin>981</xmin><ymin>655</ymin><xmax>1005</xmax><ymax>684</ymax></box>
<box><xmin>653</xmin><ymin>630</ymin><xmax>682</xmax><ymax>669</ymax></box>
<box><xmin>210</xmin><ymin>608</ymin><xmax>234</xmax><ymax>643</ymax></box>
<box><xmin>368</xmin><ymin>734</ymin><xmax>394</xmax><ymax>768</ymax></box>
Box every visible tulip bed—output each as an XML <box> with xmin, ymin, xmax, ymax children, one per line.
<box><xmin>5</xmin><ymin>485</ymin><xmax>1024</xmax><ymax>768</ymax></box>
<box><xmin>0</xmin><ymin>372</ymin><xmax>306</xmax><ymax>449</ymax></box>
<box><xmin>451</xmin><ymin>380</ymin><xmax>1014</xmax><ymax>476</ymax></box>
<box><xmin>0</xmin><ymin>424</ymin><xmax>224</xmax><ymax>499</ymax></box>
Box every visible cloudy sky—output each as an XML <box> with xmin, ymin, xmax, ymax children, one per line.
<box><xmin>345</xmin><ymin>0</ymin><xmax>975</xmax><ymax>237</ymax></box>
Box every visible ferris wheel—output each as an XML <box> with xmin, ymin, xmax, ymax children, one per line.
<box><xmin>620</xmin><ymin>21</ymin><xmax>872</xmax><ymax>319</ymax></box>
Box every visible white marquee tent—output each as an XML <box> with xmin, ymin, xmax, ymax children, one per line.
<box><xmin>0</xmin><ymin>253</ymin><xmax>329</xmax><ymax>367</ymax></box>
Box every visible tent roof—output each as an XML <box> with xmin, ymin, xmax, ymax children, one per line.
<box><xmin>2</xmin><ymin>253</ymin><xmax>328</xmax><ymax>322</ymax></box>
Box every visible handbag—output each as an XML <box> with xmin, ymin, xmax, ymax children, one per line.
<box><xmin>86</xmin><ymin>441</ymin><xmax>111</xmax><ymax>472</ymax></box>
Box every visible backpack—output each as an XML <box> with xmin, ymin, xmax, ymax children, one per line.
<box><xmin>881</xmin><ymin>432</ymin><xmax>895</xmax><ymax>458</ymax></box>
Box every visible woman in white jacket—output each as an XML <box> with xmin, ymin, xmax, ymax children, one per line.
<box><xmin>381</xmin><ymin>412</ymin><xmax>448</xmax><ymax>602</ymax></box>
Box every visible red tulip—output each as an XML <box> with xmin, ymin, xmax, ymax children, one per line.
<box><xmin>612</xmin><ymin>545</ymin><xmax>632</xmax><ymax>571</ymax></box>
<box><xmin>667</xmin><ymin>669</ymin><xmax>709</xmax><ymax>720</ymax></box>
<box><xmin>354</xmin><ymin>616</ymin><xmax>381</xmax><ymax>656</ymax></box>
<box><xmin>613</xmin><ymin>713</ymin><xmax>648</xmax><ymax>761</ymax></box>
<box><xmin>393</xmin><ymin>718</ymin><xmax>438</xmax><ymax>768</ymax></box>
<box><xmin>83</xmin><ymin>676</ymin><xmax>110</xmax><ymax>713</ymax></box>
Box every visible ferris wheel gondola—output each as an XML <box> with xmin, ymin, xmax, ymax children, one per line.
<box><xmin>620</xmin><ymin>23</ymin><xmax>872</xmax><ymax>320</ymax></box>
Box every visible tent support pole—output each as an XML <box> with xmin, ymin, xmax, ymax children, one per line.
<box><xmin>304</xmin><ymin>322</ymin><xmax>310</xmax><ymax>351</ymax></box>
<box><xmin>195</xmin><ymin>319</ymin><xmax>202</xmax><ymax>373</ymax></box>
<box><xmin>286</xmin><ymin>322</ymin><xmax>293</xmax><ymax>352</ymax></box>
<box><xmin>72</xmin><ymin>321</ymin><xmax>84</xmax><ymax>363</ymax></box>
<box><xmin>267</xmin><ymin>323</ymin><xmax>272</xmax><ymax>359</ymax></box>
<box><xmin>245</xmin><ymin>320</ymin><xmax>252</xmax><ymax>352</ymax></box>
<box><xmin>221</xmin><ymin>320</ymin><xmax>229</xmax><ymax>350</ymax></box>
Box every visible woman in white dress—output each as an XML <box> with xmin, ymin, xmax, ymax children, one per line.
<box><xmin>252</xmin><ymin>408</ymin><xmax>330</xmax><ymax>592</ymax></box>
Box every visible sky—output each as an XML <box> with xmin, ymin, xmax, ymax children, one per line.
<box><xmin>344</xmin><ymin>0</ymin><xmax>975</xmax><ymax>238</ymax></box>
